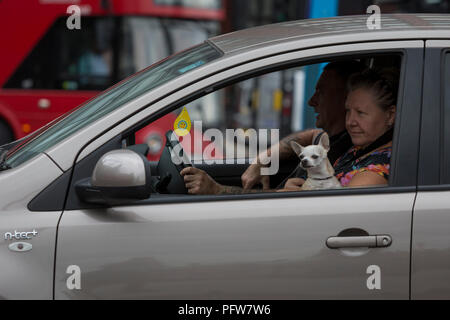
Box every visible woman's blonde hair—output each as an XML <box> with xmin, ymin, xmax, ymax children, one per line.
<box><xmin>347</xmin><ymin>67</ymin><xmax>399</xmax><ymax>111</ymax></box>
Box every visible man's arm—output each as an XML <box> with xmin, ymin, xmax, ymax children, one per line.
<box><xmin>241</xmin><ymin>128</ymin><xmax>322</xmax><ymax>190</ymax></box>
<box><xmin>269</xmin><ymin>128</ymin><xmax>321</xmax><ymax>159</ymax></box>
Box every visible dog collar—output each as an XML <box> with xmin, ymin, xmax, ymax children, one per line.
<box><xmin>311</xmin><ymin>176</ymin><xmax>334</xmax><ymax>181</ymax></box>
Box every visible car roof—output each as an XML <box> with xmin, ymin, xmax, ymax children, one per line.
<box><xmin>209</xmin><ymin>14</ymin><xmax>450</xmax><ymax>54</ymax></box>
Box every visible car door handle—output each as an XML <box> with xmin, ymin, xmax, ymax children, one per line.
<box><xmin>326</xmin><ymin>235</ymin><xmax>392</xmax><ymax>249</ymax></box>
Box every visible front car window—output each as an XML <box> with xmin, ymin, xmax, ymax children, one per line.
<box><xmin>136</xmin><ymin>55</ymin><xmax>401</xmax><ymax>196</ymax></box>
<box><xmin>5</xmin><ymin>42</ymin><xmax>222</xmax><ymax>168</ymax></box>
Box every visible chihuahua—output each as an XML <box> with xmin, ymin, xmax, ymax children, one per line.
<box><xmin>289</xmin><ymin>133</ymin><xmax>342</xmax><ymax>190</ymax></box>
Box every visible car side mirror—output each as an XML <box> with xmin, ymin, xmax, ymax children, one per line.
<box><xmin>75</xmin><ymin>149</ymin><xmax>151</xmax><ymax>205</ymax></box>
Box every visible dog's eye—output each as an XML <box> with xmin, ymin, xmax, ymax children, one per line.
<box><xmin>299</xmin><ymin>154</ymin><xmax>304</xmax><ymax>159</ymax></box>
<box><xmin>312</xmin><ymin>155</ymin><xmax>319</xmax><ymax>159</ymax></box>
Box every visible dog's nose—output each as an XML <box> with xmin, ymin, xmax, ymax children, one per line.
<box><xmin>301</xmin><ymin>159</ymin><xmax>309</xmax><ymax>167</ymax></box>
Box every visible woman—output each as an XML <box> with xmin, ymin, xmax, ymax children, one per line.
<box><xmin>284</xmin><ymin>67</ymin><xmax>397</xmax><ymax>190</ymax></box>
<box><xmin>182</xmin><ymin>67</ymin><xmax>398</xmax><ymax>194</ymax></box>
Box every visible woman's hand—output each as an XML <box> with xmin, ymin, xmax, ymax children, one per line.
<box><xmin>277</xmin><ymin>178</ymin><xmax>305</xmax><ymax>192</ymax></box>
<box><xmin>180</xmin><ymin>167</ymin><xmax>222</xmax><ymax>195</ymax></box>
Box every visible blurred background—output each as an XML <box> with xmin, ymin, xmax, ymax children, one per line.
<box><xmin>0</xmin><ymin>0</ymin><xmax>448</xmax><ymax>158</ymax></box>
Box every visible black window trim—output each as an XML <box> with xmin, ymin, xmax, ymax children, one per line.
<box><xmin>417</xmin><ymin>46</ymin><xmax>450</xmax><ymax>191</ymax></box>
<box><xmin>416</xmin><ymin>44</ymin><xmax>447</xmax><ymax>190</ymax></box>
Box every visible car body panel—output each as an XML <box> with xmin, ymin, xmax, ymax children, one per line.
<box><xmin>55</xmin><ymin>192</ymin><xmax>414</xmax><ymax>299</ymax></box>
<box><xmin>411</xmin><ymin>191</ymin><xmax>450</xmax><ymax>299</ymax></box>
<box><xmin>0</xmin><ymin>153</ymin><xmax>62</xmax><ymax>299</ymax></box>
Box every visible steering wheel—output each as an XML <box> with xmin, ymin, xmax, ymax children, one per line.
<box><xmin>154</xmin><ymin>130</ymin><xmax>192</xmax><ymax>194</ymax></box>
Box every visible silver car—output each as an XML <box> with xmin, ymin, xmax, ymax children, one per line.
<box><xmin>1</xmin><ymin>14</ymin><xmax>449</xmax><ymax>299</ymax></box>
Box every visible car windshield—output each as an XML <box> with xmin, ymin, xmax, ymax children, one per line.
<box><xmin>4</xmin><ymin>42</ymin><xmax>221</xmax><ymax>169</ymax></box>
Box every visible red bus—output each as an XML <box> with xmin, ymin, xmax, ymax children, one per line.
<box><xmin>0</xmin><ymin>0</ymin><xmax>224</xmax><ymax>159</ymax></box>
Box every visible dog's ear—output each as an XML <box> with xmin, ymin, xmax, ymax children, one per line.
<box><xmin>289</xmin><ymin>141</ymin><xmax>304</xmax><ymax>156</ymax></box>
<box><xmin>318</xmin><ymin>132</ymin><xmax>330</xmax><ymax>152</ymax></box>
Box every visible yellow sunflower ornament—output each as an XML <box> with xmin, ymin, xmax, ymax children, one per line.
<box><xmin>173</xmin><ymin>107</ymin><xmax>191</xmax><ymax>137</ymax></box>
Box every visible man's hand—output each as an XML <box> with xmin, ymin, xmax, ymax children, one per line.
<box><xmin>180</xmin><ymin>167</ymin><xmax>222</xmax><ymax>195</ymax></box>
<box><xmin>241</xmin><ymin>163</ymin><xmax>270</xmax><ymax>190</ymax></box>
<box><xmin>241</xmin><ymin>129</ymin><xmax>319</xmax><ymax>190</ymax></box>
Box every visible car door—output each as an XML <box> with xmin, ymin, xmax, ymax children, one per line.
<box><xmin>411</xmin><ymin>40</ymin><xmax>450</xmax><ymax>299</ymax></box>
<box><xmin>53</xmin><ymin>41</ymin><xmax>423</xmax><ymax>299</ymax></box>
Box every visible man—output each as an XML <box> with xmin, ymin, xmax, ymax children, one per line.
<box><xmin>181</xmin><ymin>60</ymin><xmax>364</xmax><ymax>194</ymax></box>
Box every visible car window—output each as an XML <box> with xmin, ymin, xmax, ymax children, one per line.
<box><xmin>5</xmin><ymin>42</ymin><xmax>222</xmax><ymax>168</ymax></box>
<box><xmin>127</xmin><ymin>54</ymin><xmax>402</xmax><ymax>196</ymax></box>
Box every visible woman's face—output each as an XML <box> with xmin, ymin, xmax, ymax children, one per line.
<box><xmin>345</xmin><ymin>88</ymin><xmax>396</xmax><ymax>149</ymax></box>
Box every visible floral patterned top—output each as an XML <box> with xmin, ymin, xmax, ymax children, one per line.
<box><xmin>333</xmin><ymin>142</ymin><xmax>392</xmax><ymax>187</ymax></box>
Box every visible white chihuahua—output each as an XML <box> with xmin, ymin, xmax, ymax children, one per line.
<box><xmin>289</xmin><ymin>133</ymin><xmax>342</xmax><ymax>190</ymax></box>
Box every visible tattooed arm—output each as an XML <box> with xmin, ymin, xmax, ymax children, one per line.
<box><xmin>180</xmin><ymin>128</ymin><xmax>322</xmax><ymax>196</ymax></box>
<box><xmin>241</xmin><ymin>129</ymin><xmax>322</xmax><ymax>190</ymax></box>
<box><xmin>180</xmin><ymin>167</ymin><xmax>276</xmax><ymax>195</ymax></box>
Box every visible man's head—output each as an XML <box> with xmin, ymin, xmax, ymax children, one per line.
<box><xmin>308</xmin><ymin>60</ymin><xmax>364</xmax><ymax>136</ymax></box>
